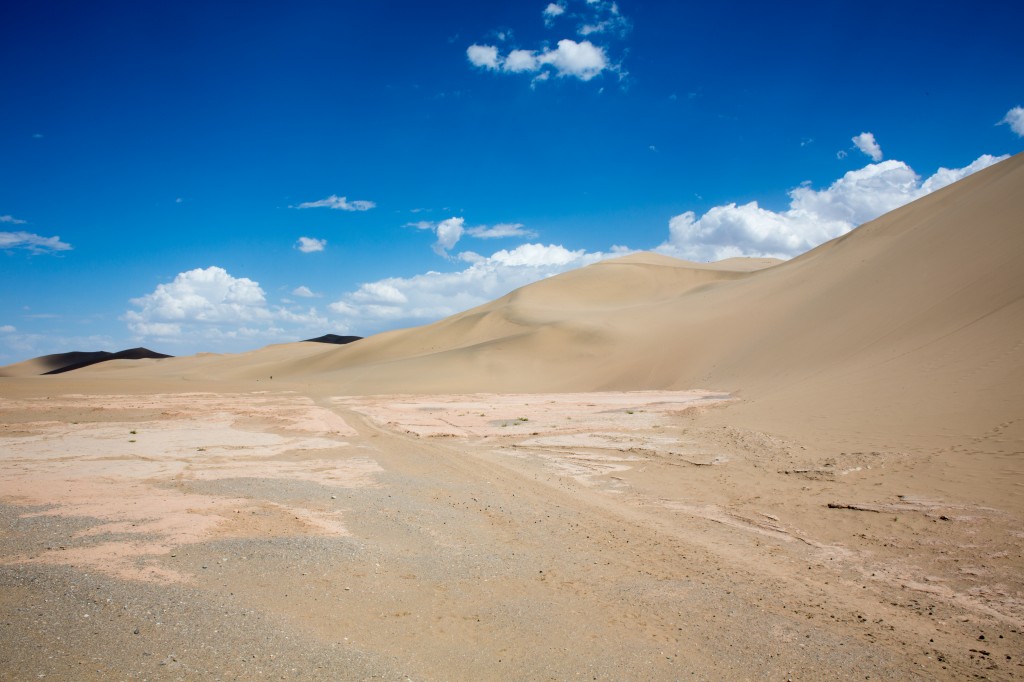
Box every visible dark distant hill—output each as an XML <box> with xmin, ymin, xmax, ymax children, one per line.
<box><xmin>303</xmin><ymin>334</ymin><xmax>363</xmax><ymax>345</ymax></box>
<box><xmin>41</xmin><ymin>347</ymin><xmax>172</xmax><ymax>375</ymax></box>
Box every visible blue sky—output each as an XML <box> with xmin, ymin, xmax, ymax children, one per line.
<box><xmin>2</xmin><ymin>0</ymin><xmax>1022</xmax><ymax>362</ymax></box>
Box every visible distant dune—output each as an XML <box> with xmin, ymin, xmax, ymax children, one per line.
<box><xmin>0</xmin><ymin>347</ymin><xmax>171</xmax><ymax>377</ymax></box>
<box><xmin>303</xmin><ymin>334</ymin><xmax>363</xmax><ymax>345</ymax></box>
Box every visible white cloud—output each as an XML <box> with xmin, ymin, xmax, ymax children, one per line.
<box><xmin>126</xmin><ymin>267</ymin><xmax>271</xmax><ymax>332</ymax></box>
<box><xmin>0</xmin><ymin>231</ymin><xmax>73</xmax><ymax>254</ymax></box>
<box><xmin>434</xmin><ymin>217</ymin><xmax>465</xmax><ymax>255</ymax></box>
<box><xmin>539</xmin><ymin>39</ymin><xmax>608</xmax><ymax>80</ymax></box>
<box><xmin>916</xmin><ymin>154</ymin><xmax>1006</xmax><ymax>194</ymax></box>
<box><xmin>0</xmin><ymin>325</ymin><xmax>15</xmax><ymax>333</ymax></box>
<box><xmin>295</xmin><ymin>236</ymin><xmax>326</xmax><ymax>253</ymax></box>
<box><xmin>329</xmin><ymin>243</ymin><xmax>622</xmax><ymax>331</ymax></box>
<box><xmin>405</xmin><ymin>218</ymin><xmax>466</xmax><ymax>255</ymax></box>
<box><xmin>505</xmin><ymin>49</ymin><xmax>540</xmax><ymax>73</ymax></box>
<box><xmin>467</xmin><ymin>44</ymin><xmax>500</xmax><ymax>70</ymax></box>
<box><xmin>836</xmin><ymin>150</ymin><xmax>848</xmax><ymax>160</ymax></box>
<box><xmin>852</xmin><ymin>132</ymin><xmax>883</xmax><ymax>161</ymax></box>
<box><xmin>470</xmin><ymin>0</ymin><xmax>629</xmax><ymax>83</ymax></box>
<box><xmin>351</xmin><ymin>282</ymin><xmax>408</xmax><ymax>305</ymax></box>
<box><xmin>292</xmin><ymin>285</ymin><xmax>319</xmax><ymax>298</ymax></box>
<box><xmin>1000</xmin><ymin>106</ymin><xmax>1024</xmax><ymax>137</ymax></box>
<box><xmin>658</xmin><ymin>154</ymin><xmax>1007</xmax><ymax>261</ymax></box>
<box><xmin>543</xmin><ymin>2</ymin><xmax>566</xmax><ymax>23</ymax></box>
<box><xmin>467</xmin><ymin>223</ymin><xmax>538</xmax><ymax>239</ymax></box>
<box><xmin>468</xmin><ymin>39</ymin><xmax>609</xmax><ymax>81</ymax></box>
<box><xmin>124</xmin><ymin>266</ymin><xmax>329</xmax><ymax>346</ymax></box>
<box><xmin>1</xmin><ymin>215</ymin><xmax>27</xmax><ymax>224</ymax></box>
<box><xmin>295</xmin><ymin>195</ymin><xmax>376</xmax><ymax>211</ymax></box>
<box><xmin>275</xmin><ymin>306</ymin><xmax>329</xmax><ymax>328</ymax></box>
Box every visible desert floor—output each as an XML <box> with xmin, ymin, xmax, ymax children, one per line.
<box><xmin>1</xmin><ymin>380</ymin><xmax>1021</xmax><ymax>680</ymax></box>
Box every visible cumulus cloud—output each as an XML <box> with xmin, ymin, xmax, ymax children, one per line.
<box><xmin>1000</xmin><ymin>106</ymin><xmax>1024</xmax><ymax>137</ymax></box>
<box><xmin>295</xmin><ymin>195</ymin><xmax>376</xmax><ymax>211</ymax></box>
<box><xmin>351</xmin><ymin>282</ymin><xmax>408</xmax><ymax>306</ymax></box>
<box><xmin>125</xmin><ymin>267</ymin><xmax>272</xmax><ymax>335</ymax></box>
<box><xmin>433</xmin><ymin>217</ymin><xmax>465</xmax><ymax>255</ymax></box>
<box><xmin>124</xmin><ymin>266</ymin><xmax>329</xmax><ymax>346</ymax></box>
<box><xmin>467</xmin><ymin>44</ymin><xmax>500</xmax><ymax>70</ymax></box>
<box><xmin>0</xmin><ymin>231</ymin><xmax>73</xmax><ymax>254</ymax></box>
<box><xmin>852</xmin><ymin>132</ymin><xmax>883</xmax><ymax>161</ymax></box>
<box><xmin>505</xmin><ymin>49</ymin><xmax>540</xmax><ymax>73</ymax></box>
<box><xmin>467</xmin><ymin>39</ymin><xmax>609</xmax><ymax>81</ymax></box>
<box><xmin>541</xmin><ymin>39</ymin><xmax>608</xmax><ymax>80</ymax></box>
<box><xmin>406</xmin><ymin>217</ymin><xmax>466</xmax><ymax>256</ymax></box>
<box><xmin>543</xmin><ymin>2</ymin><xmax>566</xmax><ymax>23</ymax></box>
<box><xmin>0</xmin><ymin>325</ymin><xmax>15</xmax><ymax>333</ymax></box>
<box><xmin>292</xmin><ymin>285</ymin><xmax>319</xmax><ymax>298</ymax></box>
<box><xmin>1</xmin><ymin>215</ymin><xmax>27</xmax><ymax>224</ymax></box>
<box><xmin>329</xmin><ymin>243</ymin><xmax>624</xmax><ymax>331</ymax></box>
<box><xmin>295</xmin><ymin>236</ymin><xmax>326</xmax><ymax>253</ymax></box>
<box><xmin>469</xmin><ymin>1</ymin><xmax>628</xmax><ymax>83</ymax></box>
<box><xmin>658</xmin><ymin>154</ymin><xmax>1007</xmax><ymax>261</ymax></box>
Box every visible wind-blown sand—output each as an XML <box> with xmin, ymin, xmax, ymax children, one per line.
<box><xmin>1</xmin><ymin>154</ymin><xmax>1022</xmax><ymax>679</ymax></box>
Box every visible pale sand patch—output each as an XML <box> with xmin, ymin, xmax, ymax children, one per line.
<box><xmin>340</xmin><ymin>391</ymin><xmax>732</xmax><ymax>492</ymax></box>
<box><xmin>0</xmin><ymin>392</ymin><xmax>378</xmax><ymax>582</ymax></box>
<box><xmin>336</xmin><ymin>390</ymin><xmax>731</xmax><ymax>438</ymax></box>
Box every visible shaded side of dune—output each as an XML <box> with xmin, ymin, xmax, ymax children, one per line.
<box><xmin>40</xmin><ymin>348</ymin><xmax>172</xmax><ymax>375</ymax></box>
<box><xmin>303</xmin><ymin>334</ymin><xmax>363</xmax><ymax>345</ymax></box>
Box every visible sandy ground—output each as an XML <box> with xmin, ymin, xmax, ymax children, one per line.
<box><xmin>2</xmin><ymin>383</ymin><xmax>1020</xmax><ymax>680</ymax></box>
